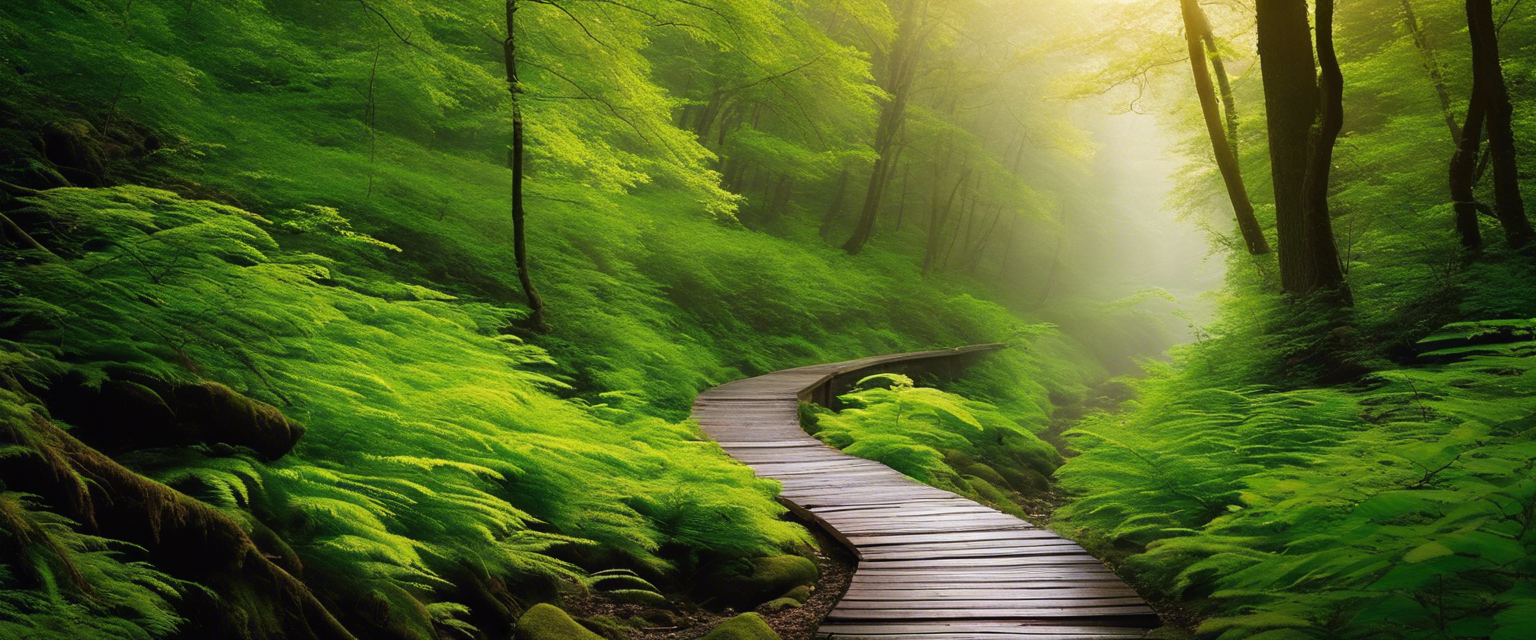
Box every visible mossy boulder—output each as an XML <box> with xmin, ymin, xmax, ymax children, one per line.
<box><xmin>704</xmin><ymin>555</ymin><xmax>818</xmax><ymax>610</ymax></box>
<box><xmin>960</xmin><ymin>462</ymin><xmax>1009</xmax><ymax>489</ymax></box>
<box><xmin>173</xmin><ymin>381</ymin><xmax>306</xmax><ymax>460</ymax></box>
<box><xmin>40</xmin><ymin>119</ymin><xmax>105</xmax><ymax>187</ymax></box>
<box><xmin>757</xmin><ymin>597</ymin><xmax>800</xmax><ymax>613</ymax></box>
<box><xmin>45</xmin><ymin>376</ymin><xmax>305</xmax><ymax>460</ymax></box>
<box><xmin>998</xmin><ymin>465</ymin><xmax>1049</xmax><ymax>493</ymax></box>
<box><xmin>964</xmin><ymin>475</ymin><xmax>1013</xmax><ymax>505</ymax></box>
<box><xmin>578</xmin><ymin>614</ymin><xmax>645</xmax><ymax>640</ymax></box>
<box><xmin>700</xmin><ymin>613</ymin><xmax>781</xmax><ymax>640</ymax></box>
<box><xmin>517</xmin><ymin>603</ymin><xmax>604</xmax><ymax>640</ymax></box>
<box><xmin>781</xmin><ymin>585</ymin><xmax>812</xmax><ymax>604</ymax></box>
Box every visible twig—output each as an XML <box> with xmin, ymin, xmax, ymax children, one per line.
<box><xmin>356</xmin><ymin>0</ymin><xmax>425</xmax><ymax>52</ymax></box>
<box><xmin>0</xmin><ymin>212</ymin><xmax>57</xmax><ymax>258</ymax></box>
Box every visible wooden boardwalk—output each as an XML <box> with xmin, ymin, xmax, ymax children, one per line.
<box><xmin>692</xmin><ymin>346</ymin><xmax>1158</xmax><ymax>640</ymax></box>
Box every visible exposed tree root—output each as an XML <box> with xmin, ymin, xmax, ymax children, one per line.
<box><xmin>0</xmin><ymin>407</ymin><xmax>355</xmax><ymax>640</ymax></box>
<box><xmin>44</xmin><ymin>376</ymin><xmax>306</xmax><ymax>460</ymax></box>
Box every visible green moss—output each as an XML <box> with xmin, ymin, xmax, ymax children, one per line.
<box><xmin>781</xmin><ymin>585</ymin><xmax>812</xmax><ymax>604</ymax></box>
<box><xmin>706</xmin><ymin>555</ymin><xmax>818</xmax><ymax>610</ymax></box>
<box><xmin>577</xmin><ymin>615</ymin><xmax>643</xmax><ymax>640</ymax></box>
<box><xmin>959</xmin><ymin>462</ymin><xmax>1008</xmax><ymax>489</ymax></box>
<box><xmin>699</xmin><ymin>613</ymin><xmax>780</xmax><ymax>640</ymax></box>
<box><xmin>516</xmin><ymin>604</ymin><xmax>603</xmax><ymax>640</ymax></box>
<box><xmin>757</xmin><ymin>598</ymin><xmax>800</xmax><ymax>613</ymax></box>
<box><xmin>746</xmin><ymin>556</ymin><xmax>817</xmax><ymax>602</ymax></box>
<box><xmin>607</xmin><ymin>589</ymin><xmax>667</xmax><ymax>607</ymax></box>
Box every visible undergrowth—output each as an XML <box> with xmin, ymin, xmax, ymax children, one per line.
<box><xmin>1056</xmin><ymin>325</ymin><xmax>1536</xmax><ymax>638</ymax></box>
<box><xmin>0</xmin><ymin>186</ymin><xmax>811</xmax><ymax>636</ymax></box>
<box><xmin>804</xmin><ymin>373</ymin><xmax>1064</xmax><ymax>518</ymax></box>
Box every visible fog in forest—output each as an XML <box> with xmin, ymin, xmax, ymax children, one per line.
<box><xmin>4</xmin><ymin>1</ymin><xmax>1536</xmax><ymax>638</ymax></box>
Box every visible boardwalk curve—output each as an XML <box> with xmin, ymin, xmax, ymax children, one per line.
<box><xmin>692</xmin><ymin>346</ymin><xmax>1159</xmax><ymax>640</ymax></box>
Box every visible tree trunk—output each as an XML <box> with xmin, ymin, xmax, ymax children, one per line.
<box><xmin>1182</xmin><ymin>0</ymin><xmax>1270</xmax><ymax>255</ymax></box>
<box><xmin>1300</xmin><ymin>0</ymin><xmax>1351</xmax><ymax>299</ymax></box>
<box><xmin>1467</xmin><ymin>0</ymin><xmax>1534</xmax><ymax>247</ymax></box>
<box><xmin>966</xmin><ymin>204</ymin><xmax>1006</xmax><ymax>273</ymax></box>
<box><xmin>819</xmin><ymin>166</ymin><xmax>850</xmax><ymax>237</ymax></box>
<box><xmin>941</xmin><ymin>189</ymin><xmax>977</xmax><ymax>271</ymax></box>
<box><xmin>504</xmin><ymin>0</ymin><xmax>548</xmax><ymax>332</ymax></box>
<box><xmin>924</xmin><ymin>169</ymin><xmax>968</xmax><ymax>274</ymax></box>
<box><xmin>842</xmin><ymin>0</ymin><xmax>927</xmax><ymax>254</ymax></box>
<box><xmin>995</xmin><ymin>213</ymin><xmax>1018</xmax><ymax>282</ymax></box>
<box><xmin>1198</xmin><ymin>18</ymin><xmax>1240</xmax><ymax>155</ymax></box>
<box><xmin>695</xmin><ymin>91</ymin><xmax>725</xmax><ymax>142</ymax></box>
<box><xmin>1255</xmin><ymin>0</ymin><xmax>1320</xmax><ymax>293</ymax></box>
<box><xmin>1451</xmin><ymin>93</ymin><xmax>1487</xmax><ymax>248</ymax></box>
<box><xmin>1402</xmin><ymin>0</ymin><xmax>1462</xmax><ymax>142</ymax></box>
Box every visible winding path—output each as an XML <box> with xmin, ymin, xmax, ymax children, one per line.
<box><xmin>692</xmin><ymin>346</ymin><xmax>1159</xmax><ymax>640</ymax></box>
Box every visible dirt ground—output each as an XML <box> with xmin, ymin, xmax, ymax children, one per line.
<box><xmin>564</xmin><ymin>516</ymin><xmax>856</xmax><ymax>640</ymax></box>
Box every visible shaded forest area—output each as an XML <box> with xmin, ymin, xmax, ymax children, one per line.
<box><xmin>0</xmin><ymin>0</ymin><xmax>1533</xmax><ymax>639</ymax></box>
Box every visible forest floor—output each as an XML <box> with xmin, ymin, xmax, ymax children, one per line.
<box><xmin>565</xmin><ymin>517</ymin><xmax>856</xmax><ymax>640</ymax></box>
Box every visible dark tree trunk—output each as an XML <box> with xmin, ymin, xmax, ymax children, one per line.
<box><xmin>1467</xmin><ymin>0</ymin><xmax>1534</xmax><ymax>247</ymax></box>
<box><xmin>1182</xmin><ymin>0</ymin><xmax>1270</xmax><ymax>255</ymax></box>
<box><xmin>820</xmin><ymin>166</ymin><xmax>851</xmax><ymax>237</ymax></box>
<box><xmin>923</xmin><ymin>169</ymin><xmax>969</xmax><ymax>274</ymax></box>
<box><xmin>1300</xmin><ymin>0</ymin><xmax>1351</xmax><ymax>300</ymax></box>
<box><xmin>1451</xmin><ymin>93</ymin><xmax>1487</xmax><ymax>248</ymax></box>
<box><xmin>695</xmin><ymin>91</ymin><xmax>725</xmax><ymax>142</ymax></box>
<box><xmin>1402</xmin><ymin>0</ymin><xmax>1462</xmax><ymax>141</ymax></box>
<box><xmin>941</xmin><ymin>189</ymin><xmax>977</xmax><ymax>271</ymax></box>
<box><xmin>1256</xmin><ymin>0</ymin><xmax>1321</xmax><ymax>293</ymax></box>
<box><xmin>995</xmin><ymin>213</ymin><xmax>1018</xmax><ymax>282</ymax></box>
<box><xmin>504</xmin><ymin>0</ymin><xmax>548</xmax><ymax>331</ymax></box>
<box><xmin>966</xmin><ymin>204</ymin><xmax>1005</xmax><ymax>273</ymax></box>
<box><xmin>894</xmin><ymin>164</ymin><xmax>911</xmax><ymax>231</ymax></box>
<box><xmin>842</xmin><ymin>0</ymin><xmax>928</xmax><ymax>254</ymax></box>
<box><xmin>771</xmin><ymin>177</ymin><xmax>793</xmax><ymax>217</ymax></box>
<box><xmin>1197</xmin><ymin>13</ymin><xmax>1241</xmax><ymax>155</ymax></box>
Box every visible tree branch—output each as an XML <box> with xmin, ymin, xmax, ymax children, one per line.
<box><xmin>355</xmin><ymin>0</ymin><xmax>425</xmax><ymax>52</ymax></box>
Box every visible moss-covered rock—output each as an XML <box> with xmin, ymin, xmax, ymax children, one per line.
<box><xmin>700</xmin><ymin>613</ymin><xmax>781</xmax><ymax>640</ymax></box>
<box><xmin>998</xmin><ymin>465</ymin><xmax>1049</xmax><ymax>493</ymax></box>
<box><xmin>757</xmin><ymin>597</ymin><xmax>801</xmax><ymax>613</ymax></box>
<box><xmin>959</xmin><ymin>461</ymin><xmax>1009</xmax><ymax>489</ymax></box>
<box><xmin>964</xmin><ymin>475</ymin><xmax>1014</xmax><ymax>505</ymax></box>
<box><xmin>517</xmin><ymin>604</ymin><xmax>604</xmax><ymax>640</ymax></box>
<box><xmin>751</xmin><ymin>556</ymin><xmax>817</xmax><ymax>590</ymax></box>
<box><xmin>578</xmin><ymin>614</ymin><xmax>644</xmax><ymax>640</ymax></box>
<box><xmin>704</xmin><ymin>555</ymin><xmax>818</xmax><ymax>610</ymax></box>
<box><xmin>781</xmin><ymin>585</ymin><xmax>812</xmax><ymax>604</ymax></box>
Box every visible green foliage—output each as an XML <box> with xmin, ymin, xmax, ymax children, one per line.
<box><xmin>810</xmin><ymin>376</ymin><xmax>1063</xmax><ymax>514</ymax></box>
<box><xmin>0</xmin><ymin>488</ymin><xmax>183</xmax><ymax>640</ymax></box>
<box><xmin>0</xmin><ymin>186</ymin><xmax>810</xmax><ymax>634</ymax></box>
<box><xmin>0</xmin><ymin>0</ymin><xmax>1192</xmax><ymax>636</ymax></box>
<box><xmin>1057</xmin><ymin>322</ymin><xmax>1536</xmax><ymax>638</ymax></box>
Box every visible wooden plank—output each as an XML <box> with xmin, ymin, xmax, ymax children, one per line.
<box><xmin>833</xmin><ymin>597</ymin><xmax>1148</xmax><ymax>609</ymax></box>
<box><xmin>842</xmin><ymin>588</ymin><xmax>1141</xmax><ymax>601</ymax></box>
<box><xmin>816</xmin><ymin>622</ymin><xmax>1150</xmax><ymax>637</ymax></box>
<box><xmin>824</xmin><ymin>606</ymin><xmax>1157</xmax><ymax>621</ymax></box>
<box><xmin>846</xmin><ymin>530</ymin><xmax>1059</xmax><ymax>545</ymax></box>
<box><xmin>691</xmin><ymin>346</ymin><xmax>1157</xmax><ymax>637</ymax></box>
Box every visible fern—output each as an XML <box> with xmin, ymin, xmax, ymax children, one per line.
<box><xmin>1057</xmin><ymin>322</ymin><xmax>1536</xmax><ymax>638</ymax></box>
